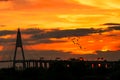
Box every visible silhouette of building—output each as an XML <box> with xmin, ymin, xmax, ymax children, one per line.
<box><xmin>13</xmin><ymin>28</ymin><xmax>26</xmax><ymax>69</ymax></box>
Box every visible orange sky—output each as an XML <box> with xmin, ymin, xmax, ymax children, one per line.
<box><xmin>0</xmin><ymin>0</ymin><xmax>120</xmax><ymax>30</ymax></box>
<box><xmin>0</xmin><ymin>0</ymin><xmax>120</xmax><ymax>60</ymax></box>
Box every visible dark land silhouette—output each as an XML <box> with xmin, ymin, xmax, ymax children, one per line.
<box><xmin>0</xmin><ymin>60</ymin><xmax>120</xmax><ymax>80</ymax></box>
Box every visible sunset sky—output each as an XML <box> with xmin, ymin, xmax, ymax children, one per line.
<box><xmin>0</xmin><ymin>0</ymin><xmax>120</xmax><ymax>61</ymax></box>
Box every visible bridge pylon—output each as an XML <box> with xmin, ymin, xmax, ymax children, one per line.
<box><xmin>13</xmin><ymin>28</ymin><xmax>26</xmax><ymax>69</ymax></box>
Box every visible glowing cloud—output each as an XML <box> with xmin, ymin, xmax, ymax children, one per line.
<box><xmin>74</xmin><ymin>0</ymin><xmax>120</xmax><ymax>9</ymax></box>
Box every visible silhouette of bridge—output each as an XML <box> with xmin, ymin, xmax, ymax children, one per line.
<box><xmin>0</xmin><ymin>59</ymin><xmax>119</xmax><ymax>69</ymax></box>
<box><xmin>0</xmin><ymin>60</ymin><xmax>120</xmax><ymax>69</ymax></box>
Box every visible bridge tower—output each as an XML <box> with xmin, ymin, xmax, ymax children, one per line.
<box><xmin>13</xmin><ymin>28</ymin><xmax>26</xmax><ymax>69</ymax></box>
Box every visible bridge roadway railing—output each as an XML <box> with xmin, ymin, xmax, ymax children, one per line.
<box><xmin>0</xmin><ymin>60</ymin><xmax>120</xmax><ymax>69</ymax></box>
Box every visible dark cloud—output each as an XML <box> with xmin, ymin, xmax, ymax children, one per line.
<box><xmin>0</xmin><ymin>30</ymin><xmax>15</xmax><ymax>36</ymax></box>
<box><xmin>22</xmin><ymin>38</ymin><xmax>66</xmax><ymax>45</ymax></box>
<box><xmin>0</xmin><ymin>28</ymin><xmax>66</xmax><ymax>45</ymax></box>
<box><xmin>0</xmin><ymin>28</ymin><xmax>43</xmax><ymax>36</ymax></box>
<box><xmin>22</xmin><ymin>28</ymin><xmax>66</xmax><ymax>45</ymax></box>
<box><xmin>0</xmin><ymin>28</ymin><xmax>110</xmax><ymax>45</ymax></box>
<box><xmin>103</xmin><ymin>23</ymin><xmax>120</xmax><ymax>26</ymax></box>
<box><xmin>108</xmin><ymin>26</ymin><xmax>120</xmax><ymax>30</ymax></box>
<box><xmin>0</xmin><ymin>27</ymin><xmax>112</xmax><ymax>39</ymax></box>
<box><xmin>0</xmin><ymin>38</ymin><xmax>15</xmax><ymax>44</ymax></box>
<box><xmin>31</xmin><ymin>28</ymin><xmax>107</xmax><ymax>39</ymax></box>
<box><xmin>102</xmin><ymin>23</ymin><xmax>120</xmax><ymax>30</ymax></box>
<box><xmin>22</xmin><ymin>28</ymin><xmax>44</xmax><ymax>34</ymax></box>
<box><xmin>0</xmin><ymin>38</ymin><xmax>66</xmax><ymax>45</ymax></box>
<box><xmin>0</xmin><ymin>27</ymin><xmax>119</xmax><ymax>45</ymax></box>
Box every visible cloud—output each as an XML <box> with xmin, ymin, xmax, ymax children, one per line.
<box><xmin>0</xmin><ymin>27</ymin><xmax>118</xmax><ymax>46</ymax></box>
<box><xmin>0</xmin><ymin>28</ymin><xmax>106</xmax><ymax>38</ymax></box>
<box><xmin>0</xmin><ymin>28</ymin><xmax>110</xmax><ymax>45</ymax></box>
<box><xmin>31</xmin><ymin>28</ymin><xmax>107</xmax><ymax>39</ymax></box>
<box><xmin>0</xmin><ymin>30</ymin><xmax>15</xmax><ymax>36</ymax></box>
<box><xmin>108</xmin><ymin>26</ymin><xmax>120</xmax><ymax>30</ymax></box>
<box><xmin>22</xmin><ymin>38</ymin><xmax>66</xmax><ymax>45</ymax></box>
<box><xmin>22</xmin><ymin>28</ymin><xmax>67</xmax><ymax>45</ymax></box>
<box><xmin>103</xmin><ymin>23</ymin><xmax>120</xmax><ymax>26</ymax></box>
<box><xmin>102</xmin><ymin>23</ymin><xmax>120</xmax><ymax>30</ymax></box>
<box><xmin>0</xmin><ymin>38</ymin><xmax>15</xmax><ymax>44</ymax></box>
<box><xmin>0</xmin><ymin>28</ymin><xmax>43</xmax><ymax>36</ymax></box>
<box><xmin>0</xmin><ymin>28</ymin><xmax>67</xmax><ymax>45</ymax></box>
<box><xmin>74</xmin><ymin>0</ymin><xmax>120</xmax><ymax>9</ymax></box>
<box><xmin>22</xmin><ymin>28</ymin><xmax>44</xmax><ymax>34</ymax></box>
<box><xmin>0</xmin><ymin>0</ymin><xmax>95</xmax><ymax>11</ymax></box>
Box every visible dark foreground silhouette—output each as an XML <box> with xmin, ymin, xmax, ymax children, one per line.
<box><xmin>0</xmin><ymin>61</ymin><xmax>120</xmax><ymax>80</ymax></box>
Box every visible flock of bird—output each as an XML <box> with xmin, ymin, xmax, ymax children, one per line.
<box><xmin>68</xmin><ymin>37</ymin><xmax>85</xmax><ymax>50</ymax></box>
<box><xmin>68</xmin><ymin>29</ymin><xmax>104</xmax><ymax>50</ymax></box>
